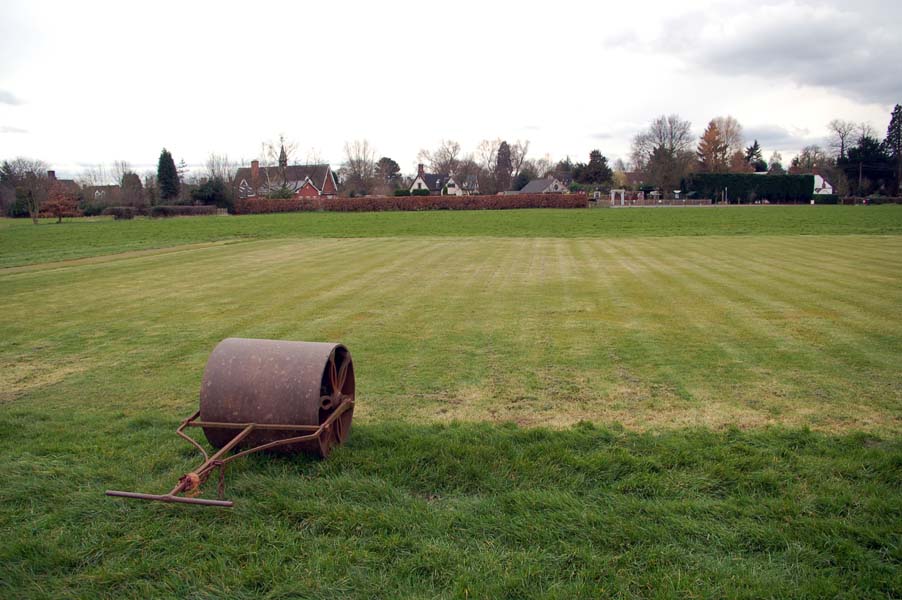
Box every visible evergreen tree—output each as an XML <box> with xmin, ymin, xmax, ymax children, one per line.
<box><xmin>495</xmin><ymin>141</ymin><xmax>513</xmax><ymax>191</ymax></box>
<box><xmin>744</xmin><ymin>140</ymin><xmax>761</xmax><ymax>162</ymax></box>
<box><xmin>376</xmin><ymin>157</ymin><xmax>401</xmax><ymax>182</ymax></box>
<box><xmin>157</xmin><ymin>148</ymin><xmax>180</xmax><ymax>201</ymax></box>
<box><xmin>840</xmin><ymin>135</ymin><xmax>891</xmax><ymax>195</ymax></box>
<box><xmin>553</xmin><ymin>157</ymin><xmax>574</xmax><ymax>183</ymax></box>
<box><xmin>884</xmin><ymin>104</ymin><xmax>902</xmax><ymax>195</ymax></box>
<box><xmin>577</xmin><ymin>150</ymin><xmax>613</xmax><ymax>184</ymax></box>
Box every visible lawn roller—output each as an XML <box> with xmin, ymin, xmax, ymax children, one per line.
<box><xmin>105</xmin><ymin>338</ymin><xmax>355</xmax><ymax>507</ymax></box>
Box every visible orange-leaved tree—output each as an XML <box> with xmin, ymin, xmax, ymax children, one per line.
<box><xmin>41</xmin><ymin>183</ymin><xmax>81</xmax><ymax>223</ymax></box>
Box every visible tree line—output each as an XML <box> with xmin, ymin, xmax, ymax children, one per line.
<box><xmin>626</xmin><ymin>104</ymin><xmax>902</xmax><ymax>197</ymax></box>
<box><xmin>2</xmin><ymin>103</ymin><xmax>899</xmax><ymax>220</ymax></box>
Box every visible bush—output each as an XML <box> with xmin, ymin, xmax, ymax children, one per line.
<box><xmin>150</xmin><ymin>205</ymin><xmax>218</xmax><ymax>218</ymax></box>
<box><xmin>411</xmin><ymin>189</ymin><xmax>431</xmax><ymax>196</ymax></box>
<box><xmin>190</xmin><ymin>178</ymin><xmax>234</xmax><ymax>211</ymax></box>
<box><xmin>102</xmin><ymin>206</ymin><xmax>136</xmax><ymax>220</ymax></box>
<box><xmin>81</xmin><ymin>202</ymin><xmax>106</xmax><ymax>217</ymax></box>
<box><xmin>813</xmin><ymin>194</ymin><xmax>840</xmax><ymax>204</ymax></box>
<box><xmin>393</xmin><ymin>189</ymin><xmax>411</xmax><ymax>197</ymax></box>
<box><xmin>234</xmin><ymin>194</ymin><xmax>587</xmax><ymax>215</ymax></box>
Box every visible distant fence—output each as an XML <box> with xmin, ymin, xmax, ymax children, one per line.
<box><xmin>602</xmin><ymin>198</ymin><xmax>713</xmax><ymax>207</ymax></box>
<box><xmin>234</xmin><ymin>194</ymin><xmax>588</xmax><ymax>214</ymax></box>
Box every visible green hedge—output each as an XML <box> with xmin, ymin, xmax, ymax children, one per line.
<box><xmin>411</xmin><ymin>189</ymin><xmax>430</xmax><ymax>196</ymax></box>
<box><xmin>393</xmin><ymin>189</ymin><xmax>411</xmax><ymax>196</ymax></box>
<box><xmin>684</xmin><ymin>174</ymin><xmax>814</xmax><ymax>203</ymax></box>
<box><xmin>102</xmin><ymin>206</ymin><xmax>136</xmax><ymax>220</ymax></box>
<box><xmin>150</xmin><ymin>205</ymin><xmax>218</xmax><ymax>218</ymax></box>
<box><xmin>813</xmin><ymin>194</ymin><xmax>840</xmax><ymax>204</ymax></box>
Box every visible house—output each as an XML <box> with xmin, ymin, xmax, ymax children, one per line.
<box><xmin>813</xmin><ymin>172</ymin><xmax>834</xmax><ymax>195</ymax></box>
<box><xmin>84</xmin><ymin>184</ymin><xmax>121</xmax><ymax>203</ymax></box>
<box><xmin>409</xmin><ymin>164</ymin><xmax>462</xmax><ymax>195</ymax></box>
<box><xmin>519</xmin><ymin>177</ymin><xmax>567</xmax><ymax>194</ymax></box>
<box><xmin>234</xmin><ymin>158</ymin><xmax>338</xmax><ymax>199</ymax></box>
<box><xmin>47</xmin><ymin>170</ymin><xmax>80</xmax><ymax>195</ymax></box>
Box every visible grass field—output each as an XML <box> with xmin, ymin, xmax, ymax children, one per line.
<box><xmin>1</xmin><ymin>207</ymin><xmax>901</xmax><ymax>598</ymax></box>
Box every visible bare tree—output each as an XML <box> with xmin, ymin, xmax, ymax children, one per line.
<box><xmin>0</xmin><ymin>157</ymin><xmax>50</xmax><ymax>223</ymax></box>
<box><xmin>532</xmin><ymin>154</ymin><xmax>555</xmax><ymax>178</ymax></box>
<box><xmin>110</xmin><ymin>160</ymin><xmax>132</xmax><ymax>185</ymax></box>
<box><xmin>509</xmin><ymin>140</ymin><xmax>530</xmax><ymax>177</ymax></box>
<box><xmin>792</xmin><ymin>145</ymin><xmax>830</xmax><ymax>171</ymax></box>
<box><xmin>612</xmin><ymin>158</ymin><xmax>630</xmax><ymax>172</ymax></box>
<box><xmin>858</xmin><ymin>122</ymin><xmax>877</xmax><ymax>140</ymax></box>
<box><xmin>713</xmin><ymin>116</ymin><xmax>744</xmax><ymax>155</ymax></box>
<box><xmin>417</xmin><ymin>140</ymin><xmax>461</xmax><ymax>175</ymax></box>
<box><xmin>341</xmin><ymin>139</ymin><xmax>377</xmax><ymax>196</ymax></box>
<box><xmin>827</xmin><ymin>119</ymin><xmax>856</xmax><ymax>159</ymax></box>
<box><xmin>631</xmin><ymin>114</ymin><xmax>695</xmax><ymax>190</ymax></box>
<box><xmin>476</xmin><ymin>139</ymin><xmax>502</xmax><ymax>193</ymax></box>
<box><xmin>77</xmin><ymin>164</ymin><xmax>113</xmax><ymax>186</ymax></box>
<box><xmin>630</xmin><ymin>114</ymin><xmax>694</xmax><ymax>172</ymax></box>
<box><xmin>206</xmin><ymin>153</ymin><xmax>236</xmax><ymax>183</ymax></box>
<box><xmin>303</xmin><ymin>148</ymin><xmax>325</xmax><ymax>166</ymax></box>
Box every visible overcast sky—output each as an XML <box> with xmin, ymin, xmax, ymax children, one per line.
<box><xmin>1</xmin><ymin>0</ymin><xmax>900</xmax><ymax>179</ymax></box>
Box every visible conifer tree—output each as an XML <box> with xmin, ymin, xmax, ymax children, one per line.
<box><xmin>884</xmin><ymin>104</ymin><xmax>902</xmax><ymax>195</ymax></box>
<box><xmin>495</xmin><ymin>141</ymin><xmax>513</xmax><ymax>191</ymax></box>
<box><xmin>697</xmin><ymin>121</ymin><xmax>728</xmax><ymax>173</ymax></box>
<box><xmin>157</xmin><ymin>148</ymin><xmax>180</xmax><ymax>201</ymax></box>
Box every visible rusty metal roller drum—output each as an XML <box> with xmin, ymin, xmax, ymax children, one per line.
<box><xmin>199</xmin><ymin>338</ymin><xmax>355</xmax><ymax>457</ymax></box>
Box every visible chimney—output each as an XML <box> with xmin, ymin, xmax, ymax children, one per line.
<box><xmin>251</xmin><ymin>160</ymin><xmax>259</xmax><ymax>184</ymax></box>
<box><xmin>417</xmin><ymin>163</ymin><xmax>425</xmax><ymax>178</ymax></box>
<box><xmin>47</xmin><ymin>170</ymin><xmax>56</xmax><ymax>180</ymax></box>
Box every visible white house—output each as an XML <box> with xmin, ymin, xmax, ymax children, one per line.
<box><xmin>409</xmin><ymin>164</ymin><xmax>463</xmax><ymax>196</ymax></box>
<box><xmin>813</xmin><ymin>173</ymin><xmax>833</xmax><ymax>195</ymax></box>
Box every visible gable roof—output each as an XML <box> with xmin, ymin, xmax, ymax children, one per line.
<box><xmin>412</xmin><ymin>172</ymin><xmax>455</xmax><ymax>191</ymax></box>
<box><xmin>234</xmin><ymin>163</ymin><xmax>335</xmax><ymax>192</ymax></box>
<box><xmin>520</xmin><ymin>178</ymin><xmax>559</xmax><ymax>193</ymax></box>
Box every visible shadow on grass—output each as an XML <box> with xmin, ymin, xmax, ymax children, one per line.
<box><xmin>1</xmin><ymin>420</ymin><xmax>900</xmax><ymax>598</ymax></box>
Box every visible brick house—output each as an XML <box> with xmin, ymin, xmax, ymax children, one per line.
<box><xmin>234</xmin><ymin>157</ymin><xmax>338</xmax><ymax>199</ymax></box>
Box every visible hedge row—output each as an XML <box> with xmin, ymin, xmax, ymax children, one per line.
<box><xmin>150</xmin><ymin>205</ymin><xmax>218</xmax><ymax>218</ymax></box>
<box><xmin>684</xmin><ymin>174</ymin><xmax>814</xmax><ymax>202</ymax></box>
<box><xmin>233</xmin><ymin>194</ymin><xmax>587</xmax><ymax>214</ymax></box>
<box><xmin>102</xmin><ymin>206</ymin><xmax>137</xmax><ymax>220</ymax></box>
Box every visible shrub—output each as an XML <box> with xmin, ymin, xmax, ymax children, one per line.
<box><xmin>411</xmin><ymin>189</ymin><xmax>431</xmax><ymax>196</ymax></box>
<box><xmin>234</xmin><ymin>194</ymin><xmax>587</xmax><ymax>215</ymax></box>
<box><xmin>233</xmin><ymin>198</ymin><xmax>318</xmax><ymax>214</ymax></box>
<box><xmin>190</xmin><ymin>178</ymin><xmax>234</xmax><ymax>211</ymax></box>
<box><xmin>150</xmin><ymin>205</ymin><xmax>218</xmax><ymax>218</ymax></box>
<box><xmin>103</xmin><ymin>206</ymin><xmax>136</xmax><ymax>220</ymax></box>
<box><xmin>813</xmin><ymin>194</ymin><xmax>839</xmax><ymax>204</ymax></box>
<box><xmin>81</xmin><ymin>202</ymin><xmax>106</xmax><ymax>217</ymax></box>
<box><xmin>393</xmin><ymin>189</ymin><xmax>411</xmax><ymax>197</ymax></box>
